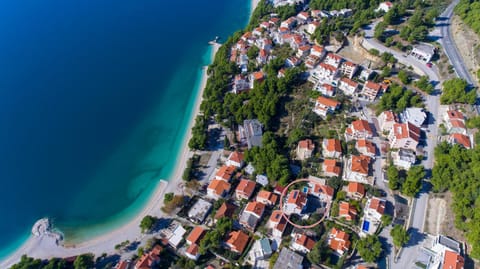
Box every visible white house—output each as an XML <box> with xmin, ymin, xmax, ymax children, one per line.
<box><xmin>378</xmin><ymin>110</ymin><xmax>399</xmax><ymax>134</ymax></box>
<box><xmin>226</xmin><ymin>151</ymin><xmax>245</xmax><ymax>168</ymax></box>
<box><xmin>345</xmin><ymin>119</ymin><xmax>373</xmax><ymax>140</ymax></box>
<box><xmin>268</xmin><ymin>210</ymin><xmax>288</xmax><ymax>238</ymax></box>
<box><xmin>400</xmin><ymin>107</ymin><xmax>427</xmax><ymax>127</ymax></box>
<box><xmin>324</xmin><ymin>53</ymin><xmax>343</xmax><ymax>68</ymax></box>
<box><xmin>444</xmin><ymin>110</ymin><xmax>467</xmax><ymax>135</ymax></box>
<box><xmin>309</xmin><ymin>63</ymin><xmax>339</xmax><ymax>83</ymax></box>
<box><xmin>361</xmin><ymin>81</ymin><xmax>382</xmax><ymax>101</ymax></box>
<box><xmin>388</xmin><ymin>122</ymin><xmax>421</xmax><ymax>151</ymax></box>
<box><xmin>313</xmin><ymin>96</ymin><xmax>340</xmax><ymax>117</ymax></box>
<box><xmin>391</xmin><ymin>149</ymin><xmax>416</xmax><ymax>170</ymax></box>
<box><xmin>339</xmin><ymin>61</ymin><xmax>358</xmax><ymax>79</ymax></box>
<box><xmin>322</xmin><ymin>138</ymin><xmax>342</xmax><ymax>158</ymax></box>
<box><xmin>338</xmin><ymin>77</ymin><xmax>359</xmax><ymax>96</ymax></box>
<box><xmin>410</xmin><ymin>44</ymin><xmax>435</xmax><ymax>63</ymax></box>
<box><xmin>283</xmin><ymin>190</ymin><xmax>307</xmax><ymax>215</ymax></box>
<box><xmin>291</xmin><ymin>233</ymin><xmax>316</xmax><ymax>254</ymax></box>
<box><xmin>376</xmin><ymin>1</ymin><xmax>393</xmax><ymax>13</ymax></box>
<box><xmin>344</xmin><ymin>155</ymin><xmax>371</xmax><ymax>184</ymax></box>
<box><xmin>314</xmin><ymin>82</ymin><xmax>336</xmax><ymax>96</ymax></box>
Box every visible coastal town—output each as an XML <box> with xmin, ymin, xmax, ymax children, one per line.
<box><xmin>5</xmin><ymin>0</ymin><xmax>480</xmax><ymax>268</ymax></box>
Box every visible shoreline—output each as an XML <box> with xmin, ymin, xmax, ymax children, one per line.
<box><xmin>0</xmin><ymin>42</ymin><xmax>221</xmax><ymax>268</ymax></box>
<box><xmin>250</xmin><ymin>0</ymin><xmax>260</xmax><ymax>17</ymax></box>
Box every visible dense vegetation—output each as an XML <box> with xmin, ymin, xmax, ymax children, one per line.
<box><xmin>455</xmin><ymin>0</ymin><xmax>480</xmax><ymax>35</ymax></box>
<box><xmin>376</xmin><ymin>83</ymin><xmax>423</xmax><ymax>113</ymax></box>
<box><xmin>140</xmin><ymin>215</ymin><xmax>157</xmax><ymax>233</ymax></box>
<box><xmin>390</xmin><ymin>225</ymin><xmax>410</xmax><ymax>248</ymax></box>
<box><xmin>356</xmin><ymin>234</ymin><xmax>383</xmax><ymax>263</ymax></box>
<box><xmin>431</xmin><ymin>142</ymin><xmax>480</xmax><ymax>258</ymax></box>
<box><xmin>11</xmin><ymin>254</ymin><xmax>94</xmax><ymax>269</ymax></box>
<box><xmin>440</xmin><ymin>78</ymin><xmax>476</xmax><ymax>105</ymax></box>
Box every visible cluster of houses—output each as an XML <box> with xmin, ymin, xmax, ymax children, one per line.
<box><xmin>443</xmin><ymin>108</ymin><xmax>473</xmax><ymax>150</ymax></box>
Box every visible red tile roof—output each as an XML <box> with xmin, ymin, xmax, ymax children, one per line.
<box><xmin>208</xmin><ymin>179</ymin><xmax>231</xmax><ymax>197</ymax></box>
<box><xmin>351</xmin><ymin>155</ymin><xmax>371</xmax><ymax>175</ymax></box>
<box><xmin>186</xmin><ymin>243</ymin><xmax>199</xmax><ymax>257</ymax></box>
<box><xmin>365</xmin><ymin>80</ymin><xmax>382</xmax><ymax>91</ymax></box>
<box><xmin>443</xmin><ymin>250</ymin><xmax>464</xmax><ymax>269</ymax></box>
<box><xmin>339</xmin><ymin>201</ymin><xmax>357</xmax><ymax>220</ymax></box>
<box><xmin>287</xmin><ymin>190</ymin><xmax>307</xmax><ymax>208</ymax></box>
<box><xmin>369</xmin><ymin>197</ymin><xmax>386</xmax><ymax>215</ymax></box>
<box><xmin>295</xmin><ymin>234</ymin><xmax>316</xmax><ymax>251</ymax></box>
<box><xmin>319</xmin><ymin>62</ymin><xmax>338</xmax><ymax>72</ymax></box>
<box><xmin>228</xmin><ymin>151</ymin><xmax>244</xmax><ymax>164</ymax></box>
<box><xmin>214</xmin><ymin>202</ymin><xmax>236</xmax><ymax>220</ymax></box>
<box><xmin>316</xmin><ymin>96</ymin><xmax>340</xmax><ymax>108</ymax></box>
<box><xmin>215</xmin><ymin>165</ymin><xmax>236</xmax><ymax>181</ymax></box>
<box><xmin>245</xmin><ymin>201</ymin><xmax>265</xmax><ymax>216</ymax></box>
<box><xmin>324</xmin><ymin>138</ymin><xmax>342</xmax><ymax>153</ymax></box>
<box><xmin>392</xmin><ymin>122</ymin><xmax>421</xmax><ymax>142</ymax></box>
<box><xmin>340</xmin><ymin>77</ymin><xmax>359</xmax><ymax>87</ymax></box>
<box><xmin>451</xmin><ymin>133</ymin><xmax>471</xmax><ymax>149</ymax></box>
<box><xmin>351</xmin><ymin>119</ymin><xmax>373</xmax><ymax>134</ymax></box>
<box><xmin>298</xmin><ymin>139</ymin><xmax>315</xmax><ymax>150</ymax></box>
<box><xmin>329</xmin><ymin>228</ymin><xmax>351</xmax><ymax>253</ymax></box>
<box><xmin>236</xmin><ymin>179</ymin><xmax>256</xmax><ymax>199</ymax></box>
<box><xmin>347</xmin><ymin>182</ymin><xmax>365</xmax><ymax>197</ymax></box>
<box><xmin>256</xmin><ymin>190</ymin><xmax>278</xmax><ymax>205</ymax></box>
<box><xmin>226</xmin><ymin>230</ymin><xmax>250</xmax><ymax>253</ymax></box>
<box><xmin>356</xmin><ymin>139</ymin><xmax>376</xmax><ymax>155</ymax></box>
<box><xmin>323</xmin><ymin>159</ymin><xmax>341</xmax><ymax>176</ymax></box>
<box><xmin>186</xmin><ymin>226</ymin><xmax>206</xmax><ymax>245</ymax></box>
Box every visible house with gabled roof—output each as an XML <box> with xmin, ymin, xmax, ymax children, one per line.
<box><xmin>256</xmin><ymin>190</ymin><xmax>278</xmax><ymax>206</ymax></box>
<box><xmin>310</xmin><ymin>45</ymin><xmax>325</xmax><ymax>58</ymax></box>
<box><xmin>240</xmin><ymin>201</ymin><xmax>265</xmax><ymax>231</ymax></box>
<box><xmin>226</xmin><ymin>230</ymin><xmax>250</xmax><ymax>254</ymax></box>
<box><xmin>444</xmin><ymin>110</ymin><xmax>467</xmax><ymax>135</ymax></box>
<box><xmin>391</xmin><ymin>148</ymin><xmax>417</xmax><ymax>170</ymax></box>
<box><xmin>347</xmin><ymin>182</ymin><xmax>365</xmax><ymax>200</ymax></box>
<box><xmin>313</xmin><ymin>96</ymin><xmax>340</xmax><ymax>117</ymax></box>
<box><xmin>235</xmin><ymin>179</ymin><xmax>257</xmax><ymax>201</ymax></box>
<box><xmin>322</xmin><ymin>138</ymin><xmax>342</xmax><ymax>158</ymax></box>
<box><xmin>323</xmin><ymin>159</ymin><xmax>342</xmax><ymax>178</ymax></box>
<box><xmin>296</xmin><ymin>45</ymin><xmax>311</xmax><ymax>58</ymax></box>
<box><xmin>207</xmin><ymin>179</ymin><xmax>231</xmax><ymax>200</ymax></box>
<box><xmin>361</xmin><ymin>197</ymin><xmax>386</xmax><ymax>235</ymax></box>
<box><xmin>442</xmin><ymin>250</ymin><xmax>465</xmax><ymax>269</ymax></box>
<box><xmin>296</xmin><ymin>139</ymin><xmax>315</xmax><ymax>160</ymax></box>
<box><xmin>135</xmin><ymin>245</ymin><xmax>162</xmax><ymax>269</ymax></box>
<box><xmin>338</xmin><ymin>77</ymin><xmax>359</xmax><ymax>96</ymax></box>
<box><xmin>297</xmin><ymin>11</ymin><xmax>310</xmax><ymax>22</ymax></box>
<box><xmin>185</xmin><ymin>243</ymin><xmax>200</xmax><ymax>261</ymax></box>
<box><xmin>226</xmin><ymin>151</ymin><xmax>245</xmax><ymax>168</ymax></box>
<box><xmin>306</xmin><ymin>21</ymin><xmax>320</xmax><ymax>35</ymax></box>
<box><xmin>356</xmin><ymin>139</ymin><xmax>376</xmax><ymax>158</ymax></box>
<box><xmin>186</xmin><ymin>226</ymin><xmax>206</xmax><ymax>246</ymax></box>
<box><xmin>268</xmin><ymin>210</ymin><xmax>288</xmax><ymax>238</ymax></box>
<box><xmin>291</xmin><ymin>233</ymin><xmax>316</xmax><ymax>254</ymax></box>
<box><xmin>339</xmin><ymin>201</ymin><xmax>357</xmax><ymax>221</ymax></box>
<box><xmin>214</xmin><ymin>202</ymin><xmax>236</xmax><ymax>223</ymax></box>
<box><xmin>283</xmin><ymin>190</ymin><xmax>307</xmax><ymax>215</ymax></box>
<box><xmin>448</xmin><ymin>133</ymin><xmax>472</xmax><ymax>149</ymax></box>
<box><xmin>310</xmin><ymin>62</ymin><xmax>339</xmax><ymax>83</ymax></box>
<box><xmin>345</xmin><ymin>119</ymin><xmax>373</xmax><ymax>140</ymax></box>
<box><xmin>233</xmin><ymin>75</ymin><xmax>250</xmax><ymax>94</ymax></box>
<box><xmin>249</xmin><ymin>71</ymin><xmax>265</xmax><ymax>89</ymax></box>
<box><xmin>328</xmin><ymin>228</ymin><xmax>351</xmax><ymax>255</ymax></box>
<box><xmin>280</xmin><ymin>17</ymin><xmax>297</xmax><ymax>29</ymax></box>
<box><xmin>344</xmin><ymin>155</ymin><xmax>371</xmax><ymax>184</ymax></box>
<box><xmin>388</xmin><ymin>122</ymin><xmax>421</xmax><ymax>151</ymax></box>
<box><xmin>308</xmin><ymin>181</ymin><xmax>334</xmax><ymax>202</ymax></box>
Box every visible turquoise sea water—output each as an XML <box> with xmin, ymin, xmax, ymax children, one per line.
<box><xmin>0</xmin><ymin>0</ymin><xmax>250</xmax><ymax>259</ymax></box>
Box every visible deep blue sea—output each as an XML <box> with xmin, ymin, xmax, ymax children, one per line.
<box><xmin>0</xmin><ymin>0</ymin><xmax>250</xmax><ymax>258</ymax></box>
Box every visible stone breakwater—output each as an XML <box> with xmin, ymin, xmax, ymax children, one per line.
<box><xmin>32</xmin><ymin>218</ymin><xmax>63</xmax><ymax>244</ymax></box>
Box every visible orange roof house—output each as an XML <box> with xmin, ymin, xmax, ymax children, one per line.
<box><xmin>135</xmin><ymin>245</ymin><xmax>162</xmax><ymax>269</ymax></box>
<box><xmin>226</xmin><ymin>230</ymin><xmax>250</xmax><ymax>253</ymax></box>
<box><xmin>235</xmin><ymin>179</ymin><xmax>256</xmax><ymax>200</ymax></box>
<box><xmin>328</xmin><ymin>228</ymin><xmax>351</xmax><ymax>255</ymax></box>
<box><xmin>347</xmin><ymin>182</ymin><xmax>365</xmax><ymax>199</ymax></box>
<box><xmin>226</xmin><ymin>151</ymin><xmax>245</xmax><ymax>168</ymax></box>
<box><xmin>351</xmin><ymin>155</ymin><xmax>371</xmax><ymax>175</ymax></box>
<box><xmin>268</xmin><ymin>210</ymin><xmax>288</xmax><ymax>237</ymax></box>
<box><xmin>366</xmin><ymin>197</ymin><xmax>386</xmax><ymax>220</ymax></box>
<box><xmin>309</xmin><ymin>182</ymin><xmax>334</xmax><ymax>201</ymax></box>
<box><xmin>214</xmin><ymin>202</ymin><xmax>236</xmax><ymax>221</ymax></box>
<box><xmin>284</xmin><ymin>190</ymin><xmax>308</xmax><ymax>215</ymax></box>
<box><xmin>322</xmin><ymin>138</ymin><xmax>342</xmax><ymax>158</ymax></box>
<box><xmin>344</xmin><ymin>155</ymin><xmax>371</xmax><ymax>184</ymax></box>
<box><xmin>388</xmin><ymin>122</ymin><xmax>421</xmax><ymax>151</ymax></box>
<box><xmin>186</xmin><ymin>226</ymin><xmax>206</xmax><ymax>246</ymax></box>
<box><xmin>244</xmin><ymin>201</ymin><xmax>265</xmax><ymax>217</ymax></box>
<box><xmin>323</xmin><ymin>159</ymin><xmax>342</xmax><ymax>177</ymax></box>
<box><xmin>443</xmin><ymin>250</ymin><xmax>464</xmax><ymax>269</ymax></box>
<box><xmin>356</xmin><ymin>139</ymin><xmax>376</xmax><ymax>158</ymax></box>
<box><xmin>339</xmin><ymin>201</ymin><xmax>357</xmax><ymax>221</ymax></box>
<box><xmin>185</xmin><ymin>243</ymin><xmax>200</xmax><ymax>260</ymax></box>
<box><xmin>449</xmin><ymin>133</ymin><xmax>472</xmax><ymax>149</ymax></box>
<box><xmin>345</xmin><ymin>119</ymin><xmax>373</xmax><ymax>140</ymax></box>
<box><xmin>207</xmin><ymin>179</ymin><xmax>231</xmax><ymax>200</ymax></box>
<box><xmin>256</xmin><ymin>190</ymin><xmax>278</xmax><ymax>206</ymax></box>
<box><xmin>215</xmin><ymin>165</ymin><xmax>236</xmax><ymax>181</ymax></box>
<box><xmin>292</xmin><ymin>234</ymin><xmax>316</xmax><ymax>254</ymax></box>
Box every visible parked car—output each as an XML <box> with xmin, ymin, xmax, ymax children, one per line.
<box><xmin>426</xmin><ymin>62</ymin><xmax>432</xmax><ymax>68</ymax></box>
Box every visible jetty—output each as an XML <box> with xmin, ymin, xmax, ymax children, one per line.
<box><xmin>208</xmin><ymin>36</ymin><xmax>220</xmax><ymax>45</ymax></box>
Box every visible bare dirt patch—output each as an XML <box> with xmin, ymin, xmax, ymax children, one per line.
<box><xmin>451</xmin><ymin>15</ymin><xmax>480</xmax><ymax>86</ymax></box>
<box><xmin>425</xmin><ymin>195</ymin><xmax>446</xmax><ymax>235</ymax></box>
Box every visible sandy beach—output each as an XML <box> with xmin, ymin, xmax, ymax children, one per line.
<box><xmin>0</xmin><ymin>42</ymin><xmax>221</xmax><ymax>268</ymax></box>
<box><xmin>251</xmin><ymin>0</ymin><xmax>260</xmax><ymax>17</ymax></box>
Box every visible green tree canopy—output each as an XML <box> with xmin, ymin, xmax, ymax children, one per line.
<box><xmin>390</xmin><ymin>225</ymin><xmax>410</xmax><ymax>248</ymax></box>
<box><xmin>401</xmin><ymin>165</ymin><xmax>425</xmax><ymax>197</ymax></box>
<box><xmin>73</xmin><ymin>253</ymin><xmax>95</xmax><ymax>269</ymax></box>
<box><xmin>440</xmin><ymin>78</ymin><xmax>475</xmax><ymax>105</ymax></box>
<box><xmin>140</xmin><ymin>215</ymin><xmax>157</xmax><ymax>233</ymax></box>
<box><xmin>357</xmin><ymin>235</ymin><xmax>383</xmax><ymax>263</ymax></box>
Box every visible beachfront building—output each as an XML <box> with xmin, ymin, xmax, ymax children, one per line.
<box><xmin>187</xmin><ymin>198</ymin><xmax>212</xmax><ymax>224</ymax></box>
<box><xmin>239</xmin><ymin>119</ymin><xmax>263</xmax><ymax>148</ymax></box>
<box><xmin>322</xmin><ymin>138</ymin><xmax>342</xmax><ymax>158</ymax></box>
<box><xmin>135</xmin><ymin>245</ymin><xmax>162</xmax><ymax>269</ymax></box>
<box><xmin>296</xmin><ymin>139</ymin><xmax>315</xmax><ymax>161</ymax></box>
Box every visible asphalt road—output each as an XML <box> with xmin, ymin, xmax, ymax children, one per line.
<box><xmin>434</xmin><ymin>0</ymin><xmax>476</xmax><ymax>86</ymax></box>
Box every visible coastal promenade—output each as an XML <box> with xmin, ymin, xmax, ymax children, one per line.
<box><xmin>0</xmin><ymin>42</ymin><xmax>221</xmax><ymax>268</ymax></box>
